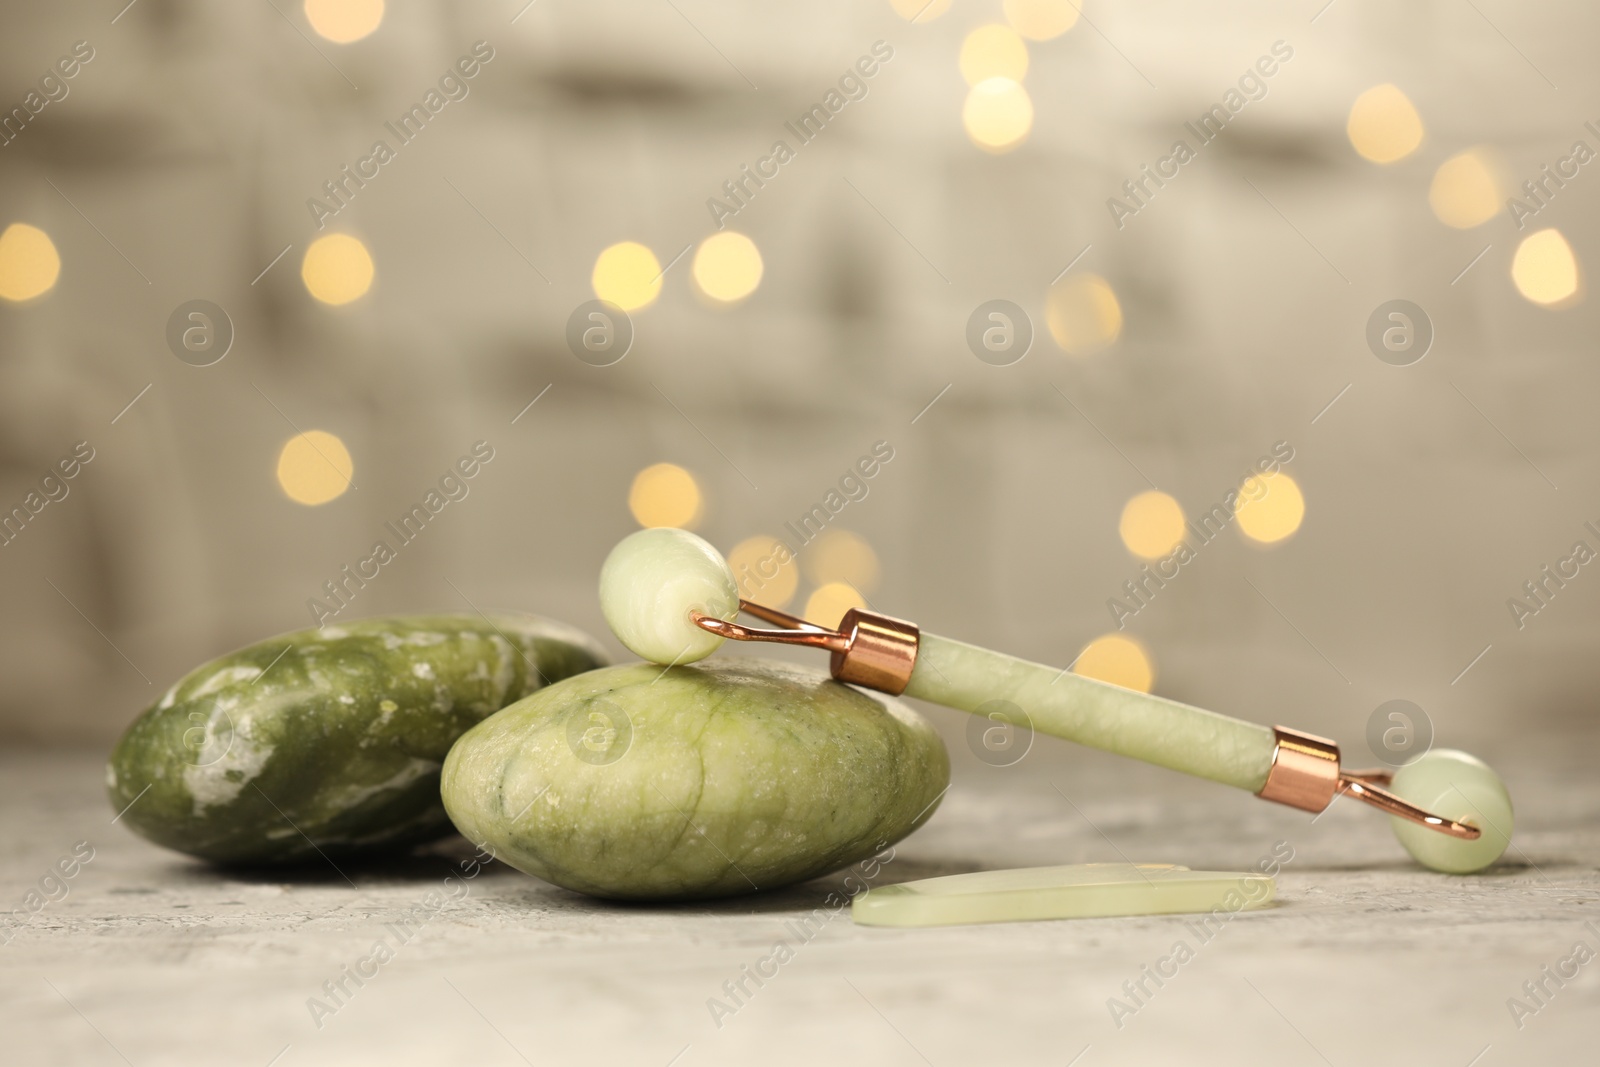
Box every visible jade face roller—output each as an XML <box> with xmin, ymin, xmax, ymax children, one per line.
<box><xmin>600</xmin><ymin>529</ymin><xmax>1514</xmax><ymax>874</ymax></box>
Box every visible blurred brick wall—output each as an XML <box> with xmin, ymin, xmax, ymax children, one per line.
<box><xmin>1</xmin><ymin>0</ymin><xmax>1596</xmax><ymax>749</ymax></box>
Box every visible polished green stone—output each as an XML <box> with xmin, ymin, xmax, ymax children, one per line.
<box><xmin>440</xmin><ymin>658</ymin><xmax>950</xmax><ymax>900</ymax></box>
<box><xmin>106</xmin><ymin>614</ymin><xmax>606</xmax><ymax>864</ymax></box>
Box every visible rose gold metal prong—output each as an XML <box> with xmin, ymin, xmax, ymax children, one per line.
<box><xmin>688</xmin><ymin>605</ymin><xmax>849</xmax><ymax>653</ymax></box>
<box><xmin>1257</xmin><ymin>728</ymin><xmax>1482</xmax><ymax>839</ymax></box>
<box><xmin>1336</xmin><ymin>769</ymin><xmax>1482</xmax><ymax>841</ymax></box>
<box><xmin>690</xmin><ymin>599</ymin><xmax>920</xmax><ymax>695</ymax></box>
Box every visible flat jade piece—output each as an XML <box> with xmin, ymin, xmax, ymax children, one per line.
<box><xmin>852</xmin><ymin>863</ymin><xmax>1275</xmax><ymax>927</ymax></box>
<box><xmin>599</xmin><ymin>528</ymin><xmax>738</xmax><ymax>666</ymax></box>
<box><xmin>441</xmin><ymin>658</ymin><xmax>949</xmax><ymax>900</ymax></box>
<box><xmin>1388</xmin><ymin>749</ymin><xmax>1513</xmax><ymax>874</ymax></box>
<box><xmin>906</xmin><ymin>633</ymin><xmax>1276</xmax><ymax>793</ymax></box>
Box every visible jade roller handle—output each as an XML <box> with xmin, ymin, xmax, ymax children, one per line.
<box><xmin>907</xmin><ymin>632</ymin><xmax>1274</xmax><ymax>793</ymax></box>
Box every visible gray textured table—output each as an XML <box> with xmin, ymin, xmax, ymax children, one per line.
<box><xmin>3</xmin><ymin>729</ymin><xmax>1596</xmax><ymax>1067</ymax></box>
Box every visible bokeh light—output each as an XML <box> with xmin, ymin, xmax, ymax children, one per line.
<box><xmin>727</xmin><ymin>535</ymin><xmax>799</xmax><ymax>608</ymax></box>
<box><xmin>1234</xmin><ymin>471</ymin><xmax>1305</xmax><ymax>545</ymax></box>
<box><xmin>592</xmin><ymin>241</ymin><xmax>662</xmax><ymax>312</ymax></box>
<box><xmin>804</xmin><ymin>581</ymin><xmax>866</xmax><ymax>629</ymax></box>
<box><xmin>1046</xmin><ymin>272</ymin><xmax>1123</xmax><ymax>354</ymax></box>
<box><xmin>803</xmin><ymin>529</ymin><xmax>880</xmax><ymax>593</ymax></box>
<box><xmin>692</xmin><ymin>231</ymin><xmax>763</xmax><ymax>304</ymax></box>
<box><xmin>1073</xmin><ymin>634</ymin><xmax>1154</xmax><ymax>693</ymax></box>
<box><xmin>963</xmin><ymin>77</ymin><xmax>1033</xmax><ymax>153</ymax></box>
<box><xmin>628</xmin><ymin>463</ymin><xmax>702</xmax><ymax>529</ymax></box>
<box><xmin>0</xmin><ymin>223</ymin><xmax>61</xmax><ymax>303</ymax></box>
<box><xmin>960</xmin><ymin>25</ymin><xmax>1029</xmax><ymax>86</ymax></box>
<box><xmin>1511</xmin><ymin>228</ymin><xmax>1581</xmax><ymax>307</ymax></box>
<box><xmin>1003</xmin><ymin>0</ymin><xmax>1081</xmax><ymax>40</ymax></box>
<box><xmin>1119</xmin><ymin>491</ymin><xmax>1187</xmax><ymax>560</ymax></box>
<box><xmin>305</xmin><ymin>0</ymin><xmax>384</xmax><ymax>44</ymax></box>
<box><xmin>889</xmin><ymin>0</ymin><xmax>951</xmax><ymax>21</ymax></box>
<box><xmin>276</xmin><ymin>431</ymin><xmax>354</xmax><ymax>506</ymax></box>
<box><xmin>1429</xmin><ymin>148</ymin><xmax>1502</xmax><ymax>229</ymax></box>
<box><xmin>301</xmin><ymin>233</ymin><xmax>374</xmax><ymax>305</ymax></box>
<box><xmin>1347</xmin><ymin>83</ymin><xmax>1424</xmax><ymax>164</ymax></box>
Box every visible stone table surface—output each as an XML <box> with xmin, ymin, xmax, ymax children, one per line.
<box><xmin>2</xmin><ymin>736</ymin><xmax>1597</xmax><ymax>1067</ymax></box>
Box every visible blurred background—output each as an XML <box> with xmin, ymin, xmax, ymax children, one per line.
<box><xmin>1</xmin><ymin>0</ymin><xmax>1595</xmax><ymax>764</ymax></box>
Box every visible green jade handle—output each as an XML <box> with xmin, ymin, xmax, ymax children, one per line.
<box><xmin>716</xmin><ymin>600</ymin><xmax>1275</xmax><ymax>793</ymax></box>
<box><xmin>908</xmin><ymin>631</ymin><xmax>1274</xmax><ymax>793</ymax></box>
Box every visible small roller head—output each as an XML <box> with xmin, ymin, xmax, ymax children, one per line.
<box><xmin>599</xmin><ymin>528</ymin><xmax>738</xmax><ymax>665</ymax></box>
<box><xmin>1388</xmin><ymin>749</ymin><xmax>1513</xmax><ymax>874</ymax></box>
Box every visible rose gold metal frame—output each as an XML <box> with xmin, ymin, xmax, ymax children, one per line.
<box><xmin>689</xmin><ymin>599</ymin><xmax>920</xmax><ymax>695</ymax></box>
<box><xmin>691</xmin><ymin>603</ymin><xmax>1479</xmax><ymax>839</ymax></box>
<box><xmin>1257</xmin><ymin>727</ymin><xmax>1481</xmax><ymax>840</ymax></box>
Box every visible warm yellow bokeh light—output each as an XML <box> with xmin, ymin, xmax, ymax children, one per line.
<box><xmin>963</xmin><ymin>78</ymin><xmax>1034</xmax><ymax>153</ymax></box>
<box><xmin>301</xmin><ymin>233</ymin><xmax>374</xmax><ymax>305</ymax></box>
<box><xmin>1347</xmin><ymin>83</ymin><xmax>1424</xmax><ymax>164</ymax></box>
<box><xmin>305</xmin><ymin>0</ymin><xmax>384</xmax><ymax>44</ymax></box>
<box><xmin>1003</xmin><ymin>0</ymin><xmax>1081</xmax><ymax>40</ymax></box>
<box><xmin>628</xmin><ymin>463</ymin><xmax>702</xmax><ymax>529</ymax></box>
<box><xmin>804</xmin><ymin>581</ymin><xmax>866</xmax><ymax>629</ymax></box>
<box><xmin>1235</xmin><ymin>471</ymin><xmax>1305</xmax><ymax>545</ymax></box>
<box><xmin>960</xmin><ymin>25</ymin><xmax>1029</xmax><ymax>86</ymax></box>
<box><xmin>592</xmin><ymin>241</ymin><xmax>662</xmax><ymax>312</ymax></box>
<box><xmin>1429</xmin><ymin>148</ymin><xmax>1502</xmax><ymax>229</ymax></box>
<box><xmin>0</xmin><ymin>223</ymin><xmax>61</xmax><ymax>303</ymax></box>
<box><xmin>889</xmin><ymin>0</ymin><xmax>951</xmax><ymax>21</ymax></box>
<box><xmin>692</xmin><ymin>231</ymin><xmax>763</xmax><ymax>304</ymax></box>
<box><xmin>1119</xmin><ymin>491</ymin><xmax>1187</xmax><ymax>560</ymax></box>
<box><xmin>803</xmin><ymin>529</ymin><xmax>880</xmax><ymax>593</ymax></box>
<box><xmin>276</xmin><ymin>431</ymin><xmax>354</xmax><ymax>506</ymax></box>
<box><xmin>727</xmin><ymin>535</ymin><xmax>799</xmax><ymax>608</ymax></box>
<box><xmin>1073</xmin><ymin>634</ymin><xmax>1154</xmax><ymax>693</ymax></box>
<box><xmin>1047</xmin><ymin>272</ymin><xmax>1123</xmax><ymax>355</ymax></box>
<box><xmin>1511</xmin><ymin>228</ymin><xmax>1581</xmax><ymax>307</ymax></box>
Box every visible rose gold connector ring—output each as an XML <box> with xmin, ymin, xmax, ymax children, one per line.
<box><xmin>689</xmin><ymin>599</ymin><xmax>919</xmax><ymax>695</ymax></box>
<box><xmin>1257</xmin><ymin>727</ymin><xmax>1480</xmax><ymax>840</ymax></box>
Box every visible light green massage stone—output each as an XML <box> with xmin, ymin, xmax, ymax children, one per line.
<box><xmin>852</xmin><ymin>863</ymin><xmax>1276</xmax><ymax>927</ymax></box>
<box><xmin>440</xmin><ymin>658</ymin><xmax>950</xmax><ymax>900</ymax></box>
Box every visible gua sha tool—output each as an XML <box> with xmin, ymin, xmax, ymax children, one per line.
<box><xmin>600</xmin><ymin>529</ymin><xmax>1514</xmax><ymax>874</ymax></box>
<box><xmin>850</xmin><ymin>864</ymin><xmax>1276</xmax><ymax>927</ymax></box>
